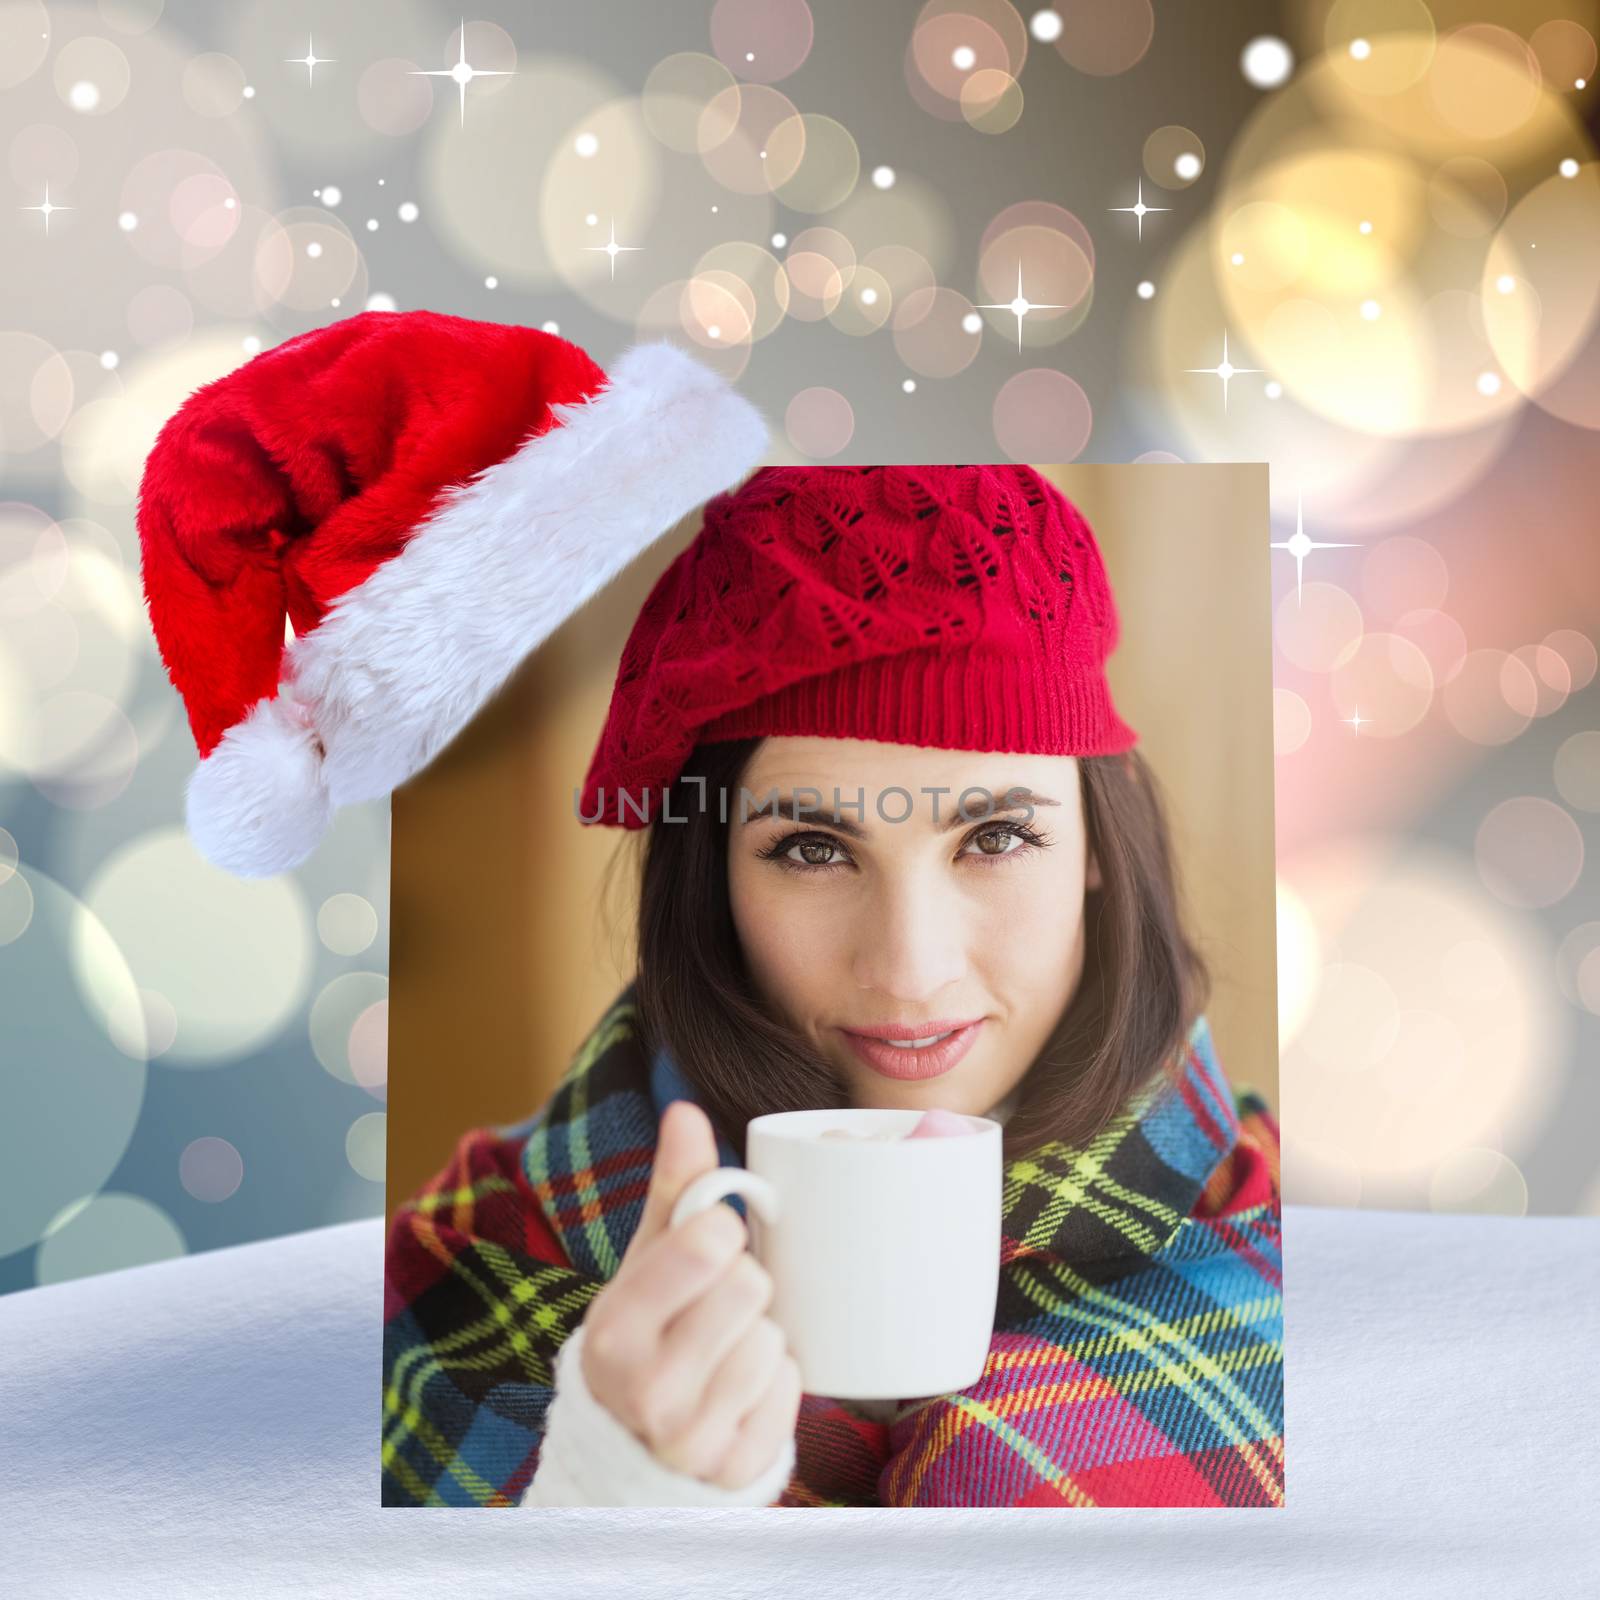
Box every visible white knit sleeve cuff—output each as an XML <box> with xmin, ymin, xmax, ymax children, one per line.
<box><xmin>520</xmin><ymin>1320</ymin><xmax>796</xmax><ymax>1508</ymax></box>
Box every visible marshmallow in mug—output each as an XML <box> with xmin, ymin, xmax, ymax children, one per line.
<box><xmin>819</xmin><ymin>1108</ymin><xmax>978</xmax><ymax>1141</ymax></box>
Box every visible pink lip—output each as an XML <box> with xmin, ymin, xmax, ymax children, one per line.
<box><xmin>838</xmin><ymin>1020</ymin><xmax>985</xmax><ymax>1082</ymax></box>
<box><xmin>843</xmin><ymin>1018</ymin><xmax>981</xmax><ymax>1041</ymax></box>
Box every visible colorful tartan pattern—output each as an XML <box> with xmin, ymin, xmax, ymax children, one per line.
<box><xmin>381</xmin><ymin>981</ymin><xmax>1284</xmax><ymax>1507</ymax></box>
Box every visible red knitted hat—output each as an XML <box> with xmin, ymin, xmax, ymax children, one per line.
<box><xmin>579</xmin><ymin>463</ymin><xmax>1137</xmax><ymax>828</ymax></box>
<box><xmin>136</xmin><ymin>308</ymin><xmax>767</xmax><ymax>877</ymax></box>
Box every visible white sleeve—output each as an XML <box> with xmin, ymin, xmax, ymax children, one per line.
<box><xmin>519</xmin><ymin>1320</ymin><xmax>797</xmax><ymax>1508</ymax></box>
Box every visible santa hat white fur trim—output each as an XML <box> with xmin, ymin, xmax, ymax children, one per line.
<box><xmin>193</xmin><ymin>338</ymin><xmax>766</xmax><ymax>874</ymax></box>
<box><xmin>185</xmin><ymin>691</ymin><xmax>333</xmax><ymax>878</ymax></box>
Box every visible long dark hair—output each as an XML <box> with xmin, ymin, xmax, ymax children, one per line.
<box><xmin>617</xmin><ymin>736</ymin><xmax>1210</xmax><ymax>1165</ymax></box>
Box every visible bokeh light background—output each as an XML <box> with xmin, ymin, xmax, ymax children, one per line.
<box><xmin>3</xmin><ymin>0</ymin><xmax>1598</xmax><ymax>1294</ymax></box>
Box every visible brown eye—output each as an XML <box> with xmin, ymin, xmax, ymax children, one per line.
<box><xmin>969</xmin><ymin>826</ymin><xmax>1021</xmax><ymax>858</ymax></box>
<box><xmin>758</xmin><ymin>829</ymin><xmax>853</xmax><ymax>874</ymax></box>
<box><xmin>959</xmin><ymin>821</ymin><xmax>1052</xmax><ymax>864</ymax></box>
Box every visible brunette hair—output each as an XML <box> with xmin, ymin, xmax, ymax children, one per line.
<box><xmin>616</xmin><ymin>736</ymin><xmax>1211</xmax><ymax>1166</ymax></box>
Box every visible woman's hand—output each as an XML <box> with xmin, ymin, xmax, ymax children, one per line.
<box><xmin>579</xmin><ymin>1099</ymin><xmax>803</xmax><ymax>1492</ymax></box>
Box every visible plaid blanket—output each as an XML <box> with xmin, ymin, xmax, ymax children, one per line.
<box><xmin>382</xmin><ymin>981</ymin><xmax>1284</xmax><ymax>1507</ymax></box>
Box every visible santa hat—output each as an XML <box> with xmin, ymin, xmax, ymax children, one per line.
<box><xmin>136</xmin><ymin>309</ymin><xmax>768</xmax><ymax>877</ymax></box>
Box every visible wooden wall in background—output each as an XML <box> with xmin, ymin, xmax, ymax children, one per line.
<box><xmin>387</xmin><ymin>463</ymin><xmax>1279</xmax><ymax>1227</ymax></box>
<box><xmin>1051</xmin><ymin>464</ymin><xmax>1280</xmax><ymax>1144</ymax></box>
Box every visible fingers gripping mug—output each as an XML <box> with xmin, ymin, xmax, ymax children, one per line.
<box><xmin>669</xmin><ymin>1108</ymin><xmax>1003</xmax><ymax>1401</ymax></box>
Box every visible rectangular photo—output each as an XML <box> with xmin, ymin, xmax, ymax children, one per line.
<box><xmin>380</xmin><ymin>461</ymin><xmax>1283</xmax><ymax>1508</ymax></box>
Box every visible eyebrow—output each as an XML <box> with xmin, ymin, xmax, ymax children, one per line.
<box><xmin>741</xmin><ymin>787</ymin><xmax>1060</xmax><ymax>840</ymax></box>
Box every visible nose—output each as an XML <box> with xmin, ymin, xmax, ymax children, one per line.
<box><xmin>849</xmin><ymin>867</ymin><xmax>967</xmax><ymax>1002</ymax></box>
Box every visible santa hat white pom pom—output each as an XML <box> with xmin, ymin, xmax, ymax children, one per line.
<box><xmin>137</xmin><ymin>310</ymin><xmax>770</xmax><ymax>878</ymax></box>
<box><xmin>184</xmin><ymin>694</ymin><xmax>334</xmax><ymax>878</ymax></box>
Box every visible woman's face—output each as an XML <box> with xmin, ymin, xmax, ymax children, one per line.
<box><xmin>726</xmin><ymin>736</ymin><xmax>1101</xmax><ymax>1115</ymax></box>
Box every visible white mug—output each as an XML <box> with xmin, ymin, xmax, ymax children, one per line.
<box><xmin>669</xmin><ymin>1107</ymin><xmax>1002</xmax><ymax>1401</ymax></box>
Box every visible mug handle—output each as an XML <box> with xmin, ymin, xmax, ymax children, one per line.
<box><xmin>670</xmin><ymin>1167</ymin><xmax>781</xmax><ymax>1236</ymax></box>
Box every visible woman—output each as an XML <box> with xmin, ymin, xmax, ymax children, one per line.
<box><xmin>381</xmin><ymin>463</ymin><xmax>1283</xmax><ymax>1509</ymax></box>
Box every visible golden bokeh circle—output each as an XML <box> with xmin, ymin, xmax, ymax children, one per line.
<box><xmin>642</xmin><ymin>52</ymin><xmax>739</xmax><ymax>153</ymax></box>
<box><xmin>1144</xmin><ymin>124</ymin><xmax>1206</xmax><ymax>190</ymax></box>
<box><xmin>1483</xmin><ymin>162</ymin><xmax>1600</xmax><ymax>430</ymax></box>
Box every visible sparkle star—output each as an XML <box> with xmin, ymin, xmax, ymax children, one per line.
<box><xmin>1344</xmin><ymin>707</ymin><xmax>1370</xmax><ymax>735</ymax></box>
<box><xmin>1108</xmin><ymin>177</ymin><xmax>1171</xmax><ymax>242</ymax></box>
<box><xmin>410</xmin><ymin>19</ymin><xmax>514</xmax><ymax>128</ymax></box>
<box><xmin>975</xmin><ymin>261</ymin><xmax>1066</xmax><ymax>353</ymax></box>
<box><xmin>20</xmin><ymin>181</ymin><xmax>73</xmax><ymax>235</ymax></box>
<box><xmin>286</xmin><ymin>35</ymin><xmax>334</xmax><ymax>86</ymax></box>
<box><xmin>1185</xmin><ymin>330</ymin><xmax>1263</xmax><ymax>412</ymax></box>
<box><xmin>582</xmin><ymin>216</ymin><xmax>643</xmax><ymax>281</ymax></box>
<box><xmin>1270</xmin><ymin>492</ymin><xmax>1358</xmax><ymax>605</ymax></box>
